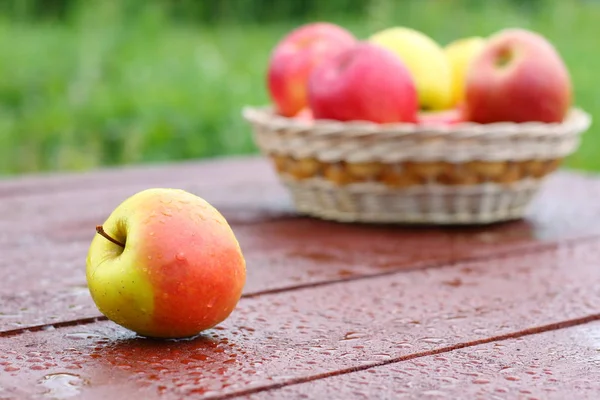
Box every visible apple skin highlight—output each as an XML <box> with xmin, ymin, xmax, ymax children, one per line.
<box><xmin>86</xmin><ymin>188</ymin><xmax>246</xmax><ymax>339</ymax></box>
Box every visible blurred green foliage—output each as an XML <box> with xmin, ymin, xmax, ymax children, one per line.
<box><xmin>0</xmin><ymin>0</ymin><xmax>597</xmax><ymax>175</ymax></box>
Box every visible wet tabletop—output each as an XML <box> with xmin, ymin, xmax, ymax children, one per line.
<box><xmin>0</xmin><ymin>156</ymin><xmax>599</xmax><ymax>399</ymax></box>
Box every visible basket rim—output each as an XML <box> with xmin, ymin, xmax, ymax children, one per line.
<box><xmin>242</xmin><ymin>105</ymin><xmax>592</xmax><ymax>140</ymax></box>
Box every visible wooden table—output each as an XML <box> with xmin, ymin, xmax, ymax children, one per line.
<box><xmin>1</xmin><ymin>156</ymin><xmax>599</xmax><ymax>399</ymax></box>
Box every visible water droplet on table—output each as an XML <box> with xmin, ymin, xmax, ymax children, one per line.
<box><xmin>64</xmin><ymin>332</ymin><xmax>105</xmax><ymax>341</ymax></box>
<box><xmin>341</xmin><ymin>332</ymin><xmax>365</xmax><ymax>341</ymax></box>
<box><xmin>420</xmin><ymin>337</ymin><xmax>445</xmax><ymax>344</ymax></box>
<box><xmin>421</xmin><ymin>389</ymin><xmax>448</xmax><ymax>397</ymax></box>
<box><xmin>39</xmin><ymin>373</ymin><xmax>88</xmax><ymax>399</ymax></box>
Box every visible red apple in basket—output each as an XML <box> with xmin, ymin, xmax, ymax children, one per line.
<box><xmin>308</xmin><ymin>42</ymin><xmax>419</xmax><ymax>124</ymax></box>
<box><xmin>294</xmin><ymin>107</ymin><xmax>314</xmax><ymax>121</ymax></box>
<box><xmin>463</xmin><ymin>28</ymin><xmax>572</xmax><ymax>123</ymax></box>
<box><xmin>418</xmin><ymin>107</ymin><xmax>465</xmax><ymax>125</ymax></box>
<box><xmin>267</xmin><ymin>22</ymin><xmax>356</xmax><ymax>117</ymax></box>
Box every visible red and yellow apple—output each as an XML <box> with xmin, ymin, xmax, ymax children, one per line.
<box><xmin>463</xmin><ymin>28</ymin><xmax>572</xmax><ymax>123</ymax></box>
<box><xmin>307</xmin><ymin>42</ymin><xmax>419</xmax><ymax>123</ymax></box>
<box><xmin>86</xmin><ymin>188</ymin><xmax>246</xmax><ymax>339</ymax></box>
<box><xmin>267</xmin><ymin>22</ymin><xmax>356</xmax><ymax>117</ymax></box>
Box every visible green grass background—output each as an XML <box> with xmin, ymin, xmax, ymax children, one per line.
<box><xmin>0</xmin><ymin>0</ymin><xmax>598</xmax><ymax>176</ymax></box>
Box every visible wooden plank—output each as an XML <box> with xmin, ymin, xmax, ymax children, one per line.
<box><xmin>4</xmin><ymin>166</ymin><xmax>600</xmax><ymax>331</ymax></box>
<box><xmin>248</xmin><ymin>322</ymin><xmax>600</xmax><ymax>399</ymax></box>
<box><xmin>0</xmin><ymin>164</ymin><xmax>294</xmax><ymax>239</ymax></box>
<box><xmin>2</xmin><ymin>158</ymin><xmax>600</xmax><ymax>238</ymax></box>
<box><xmin>3</xmin><ymin>161</ymin><xmax>600</xmax><ymax>248</ymax></box>
<box><xmin>0</xmin><ymin>215</ymin><xmax>590</xmax><ymax>333</ymax></box>
<box><xmin>0</xmin><ymin>157</ymin><xmax>269</xmax><ymax>198</ymax></box>
<box><xmin>0</xmin><ymin>382</ymin><xmax>27</xmax><ymax>400</ymax></box>
<box><xmin>1</xmin><ymin>239</ymin><xmax>598</xmax><ymax>398</ymax></box>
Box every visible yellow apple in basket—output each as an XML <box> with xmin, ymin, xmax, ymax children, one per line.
<box><xmin>444</xmin><ymin>36</ymin><xmax>486</xmax><ymax>107</ymax></box>
<box><xmin>86</xmin><ymin>188</ymin><xmax>246</xmax><ymax>339</ymax></box>
<box><xmin>369</xmin><ymin>27</ymin><xmax>452</xmax><ymax>111</ymax></box>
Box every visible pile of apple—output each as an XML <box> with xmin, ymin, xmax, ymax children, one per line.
<box><xmin>267</xmin><ymin>23</ymin><xmax>572</xmax><ymax>125</ymax></box>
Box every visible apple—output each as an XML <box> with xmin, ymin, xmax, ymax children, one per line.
<box><xmin>267</xmin><ymin>22</ymin><xmax>356</xmax><ymax>117</ymax></box>
<box><xmin>86</xmin><ymin>188</ymin><xmax>246</xmax><ymax>339</ymax></box>
<box><xmin>369</xmin><ymin>27</ymin><xmax>453</xmax><ymax>111</ymax></box>
<box><xmin>308</xmin><ymin>42</ymin><xmax>419</xmax><ymax>124</ymax></box>
<box><xmin>418</xmin><ymin>107</ymin><xmax>465</xmax><ymax>126</ymax></box>
<box><xmin>294</xmin><ymin>107</ymin><xmax>314</xmax><ymax>122</ymax></box>
<box><xmin>463</xmin><ymin>28</ymin><xmax>572</xmax><ymax>123</ymax></box>
<box><xmin>444</xmin><ymin>36</ymin><xmax>486</xmax><ymax>107</ymax></box>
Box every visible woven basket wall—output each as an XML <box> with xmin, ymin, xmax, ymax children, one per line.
<box><xmin>243</xmin><ymin>106</ymin><xmax>592</xmax><ymax>225</ymax></box>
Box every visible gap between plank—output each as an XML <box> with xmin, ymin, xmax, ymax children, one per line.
<box><xmin>242</xmin><ymin>234</ymin><xmax>595</xmax><ymax>299</ymax></box>
<box><xmin>1</xmin><ymin>233</ymin><xmax>598</xmax><ymax>337</ymax></box>
<box><xmin>205</xmin><ymin>313</ymin><xmax>600</xmax><ymax>400</ymax></box>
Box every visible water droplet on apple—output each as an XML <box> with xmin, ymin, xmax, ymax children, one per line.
<box><xmin>149</xmin><ymin>232</ymin><xmax>155</xmax><ymax>236</ymax></box>
<box><xmin>147</xmin><ymin>255</ymin><xmax>152</xmax><ymax>260</ymax></box>
<box><xmin>175</xmin><ymin>253</ymin><xmax>186</xmax><ymax>262</ymax></box>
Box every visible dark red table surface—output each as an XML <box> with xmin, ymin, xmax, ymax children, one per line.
<box><xmin>0</xmin><ymin>156</ymin><xmax>599</xmax><ymax>399</ymax></box>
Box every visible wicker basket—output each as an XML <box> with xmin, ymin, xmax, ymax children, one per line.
<box><xmin>242</xmin><ymin>106</ymin><xmax>592</xmax><ymax>225</ymax></box>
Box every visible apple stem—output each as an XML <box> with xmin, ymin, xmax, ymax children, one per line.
<box><xmin>95</xmin><ymin>225</ymin><xmax>125</xmax><ymax>248</ymax></box>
